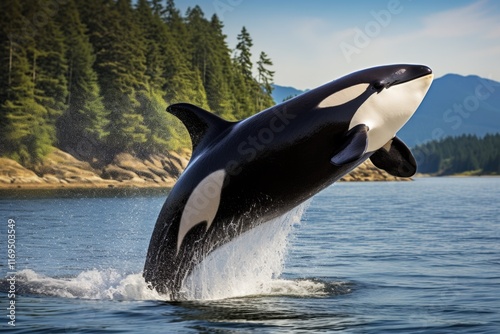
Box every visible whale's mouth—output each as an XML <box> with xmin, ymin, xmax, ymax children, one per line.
<box><xmin>375</xmin><ymin>65</ymin><xmax>433</xmax><ymax>90</ymax></box>
<box><xmin>350</xmin><ymin>67</ymin><xmax>434</xmax><ymax>153</ymax></box>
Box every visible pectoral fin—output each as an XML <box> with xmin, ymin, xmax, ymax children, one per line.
<box><xmin>330</xmin><ymin>124</ymin><xmax>369</xmax><ymax>166</ymax></box>
<box><xmin>370</xmin><ymin>137</ymin><xmax>416</xmax><ymax>177</ymax></box>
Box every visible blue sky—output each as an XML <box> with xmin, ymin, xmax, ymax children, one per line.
<box><xmin>176</xmin><ymin>0</ymin><xmax>500</xmax><ymax>90</ymax></box>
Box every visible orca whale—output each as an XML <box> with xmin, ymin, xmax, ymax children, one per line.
<box><xmin>144</xmin><ymin>64</ymin><xmax>433</xmax><ymax>299</ymax></box>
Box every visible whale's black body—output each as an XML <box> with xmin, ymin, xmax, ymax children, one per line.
<box><xmin>144</xmin><ymin>64</ymin><xmax>433</xmax><ymax>299</ymax></box>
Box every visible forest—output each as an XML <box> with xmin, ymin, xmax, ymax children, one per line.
<box><xmin>413</xmin><ymin>134</ymin><xmax>500</xmax><ymax>175</ymax></box>
<box><xmin>0</xmin><ymin>0</ymin><xmax>275</xmax><ymax>167</ymax></box>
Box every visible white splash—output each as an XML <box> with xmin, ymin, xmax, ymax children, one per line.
<box><xmin>13</xmin><ymin>202</ymin><xmax>336</xmax><ymax>302</ymax></box>
<box><xmin>15</xmin><ymin>269</ymin><xmax>163</xmax><ymax>301</ymax></box>
<box><xmin>181</xmin><ymin>203</ymin><xmax>308</xmax><ymax>300</ymax></box>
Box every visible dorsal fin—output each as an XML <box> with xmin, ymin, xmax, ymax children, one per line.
<box><xmin>167</xmin><ymin>103</ymin><xmax>235</xmax><ymax>157</ymax></box>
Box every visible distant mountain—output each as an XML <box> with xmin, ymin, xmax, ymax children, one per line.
<box><xmin>273</xmin><ymin>74</ymin><xmax>500</xmax><ymax>147</ymax></box>
<box><xmin>400</xmin><ymin>74</ymin><xmax>500</xmax><ymax>147</ymax></box>
<box><xmin>271</xmin><ymin>84</ymin><xmax>305</xmax><ymax>103</ymax></box>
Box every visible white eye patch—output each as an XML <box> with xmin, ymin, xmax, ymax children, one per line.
<box><xmin>318</xmin><ymin>83</ymin><xmax>369</xmax><ymax>108</ymax></box>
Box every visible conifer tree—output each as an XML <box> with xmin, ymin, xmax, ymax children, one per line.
<box><xmin>204</xmin><ymin>14</ymin><xmax>234</xmax><ymax>118</ymax></box>
<box><xmin>156</xmin><ymin>1</ymin><xmax>207</xmax><ymax>109</ymax></box>
<box><xmin>135</xmin><ymin>0</ymin><xmax>184</xmax><ymax>152</ymax></box>
<box><xmin>230</xmin><ymin>65</ymin><xmax>253</xmax><ymax>119</ymax></box>
<box><xmin>162</xmin><ymin>0</ymin><xmax>190</xmax><ymax>56</ymax></box>
<box><xmin>136</xmin><ymin>0</ymin><xmax>166</xmax><ymax>92</ymax></box>
<box><xmin>79</xmin><ymin>0</ymin><xmax>150</xmax><ymax>154</ymax></box>
<box><xmin>56</xmin><ymin>0</ymin><xmax>108</xmax><ymax>160</ymax></box>
<box><xmin>256</xmin><ymin>51</ymin><xmax>275</xmax><ymax>110</ymax></box>
<box><xmin>22</xmin><ymin>0</ymin><xmax>68</xmax><ymax>143</ymax></box>
<box><xmin>186</xmin><ymin>8</ymin><xmax>232</xmax><ymax>116</ymax></box>
<box><xmin>232</xmin><ymin>27</ymin><xmax>275</xmax><ymax>117</ymax></box>
<box><xmin>1</xmin><ymin>0</ymin><xmax>280</xmax><ymax>162</ymax></box>
<box><xmin>235</xmin><ymin>27</ymin><xmax>253</xmax><ymax>79</ymax></box>
<box><xmin>187</xmin><ymin>6</ymin><xmax>210</xmax><ymax>85</ymax></box>
<box><xmin>0</xmin><ymin>0</ymin><xmax>53</xmax><ymax>165</ymax></box>
<box><xmin>149</xmin><ymin>0</ymin><xmax>164</xmax><ymax>16</ymax></box>
<box><xmin>110</xmin><ymin>0</ymin><xmax>150</xmax><ymax>153</ymax></box>
<box><xmin>414</xmin><ymin>134</ymin><xmax>500</xmax><ymax>175</ymax></box>
<box><xmin>257</xmin><ymin>51</ymin><xmax>275</xmax><ymax>96</ymax></box>
<box><xmin>231</xmin><ymin>27</ymin><xmax>257</xmax><ymax>119</ymax></box>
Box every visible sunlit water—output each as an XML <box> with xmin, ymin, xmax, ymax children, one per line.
<box><xmin>0</xmin><ymin>178</ymin><xmax>499</xmax><ymax>333</ymax></box>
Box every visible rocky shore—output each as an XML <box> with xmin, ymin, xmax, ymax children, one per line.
<box><xmin>0</xmin><ymin>148</ymin><xmax>190</xmax><ymax>189</ymax></box>
<box><xmin>0</xmin><ymin>148</ymin><xmax>407</xmax><ymax>190</ymax></box>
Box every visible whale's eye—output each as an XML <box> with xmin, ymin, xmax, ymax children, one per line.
<box><xmin>372</xmin><ymin>81</ymin><xmax>385</xmax><ymax>91</ymax></box>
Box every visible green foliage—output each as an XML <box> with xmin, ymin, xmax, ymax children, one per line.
<box><xmin>231</xmin><ymin>27</ymin><xmax>275</xmax><ymax>118</ymax></box>
<box><xmin>256</xmin><ymin>51</ymin><xmax>275</xmax><ymax>110</ymax></box>
<box><xmin>24</xmin><ymin>0</ymin><xmax>69</xmax><ymax>140</ymax></box>
<box><xmin>0</xmin><ymin>0</ymin><xmax>53</xmax><ymax>166</ymax></box>
<box><xmin>414</xmin><ymin>134</ymin><xmax>500</xmax><ymax>175</ymax></box>
<box><xmin>257</xmin><ymin>51</ymin><xmax>274</xmax><ymax>95</ymax></box>
<box><xmin>55</xmin><ymin>0</ymin><xmax>109</xmax><ymax>160</ymax></box>
<box><xmin>1</xmin><ymin>0</ymin><xmax>275</xmax><ymax>166</ymax></box>
<box><xmin>282</xmin><ymin>95</ymin><xmax>298</xmax><ymax>102</ymax></box>
<box><xmin>235</xmin><ymin>27</ymin><xmax>253</xmax><ymax>79</ymax></box>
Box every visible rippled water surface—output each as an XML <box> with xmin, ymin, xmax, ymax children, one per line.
<box><xmin>1</xmin><ymin>177</ymin><xmax>499</xmax><ymax>333</ymax></box>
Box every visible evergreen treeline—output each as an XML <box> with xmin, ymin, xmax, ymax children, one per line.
<box><xmin>414</xmin><ymin>134</ymin><xmax>500</xmax><ymax>175</ymax></box>
<box><xmin>0</xmin><ymin>0</ymin><xmax>275</xmax><ymax>167</ymax></box>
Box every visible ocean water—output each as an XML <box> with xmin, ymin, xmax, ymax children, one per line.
<box><xmin>0</xmin><ymin>177</ymin><xmax>499</xmax><ymax>333</ymax></box>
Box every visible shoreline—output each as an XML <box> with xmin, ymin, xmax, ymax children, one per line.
<box><xmin>2</xmin><ymin>174</ymin><xmax>497</xmax><ymax>191</ymax></box>
<box><xmin>0</xmin><ymin>180</ymin><xmax>174</xmax><ymax>190</ymax></box>
<box><xmin>0</xmin><ymin>148</ymin><xmax>189</xmax><ymax>192</ymax></box>
<box><xmin>0</xmin><ymin>177</ymin><xmax>400</xmax><ymax>191</ymax></box>
<box><xmin>414</xmin><ymin>174</ymin><xmax>499</xmax><ymax>178</ymax></box>
<box><xmin>2</xmin><ymin>146</ymin><xmax>495</xmax><ymax>192</ymax></box>
<box><xmin>1</xmin><ymin>148</ymin><xmax>410</xmax><ymax>191</ymax></box>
